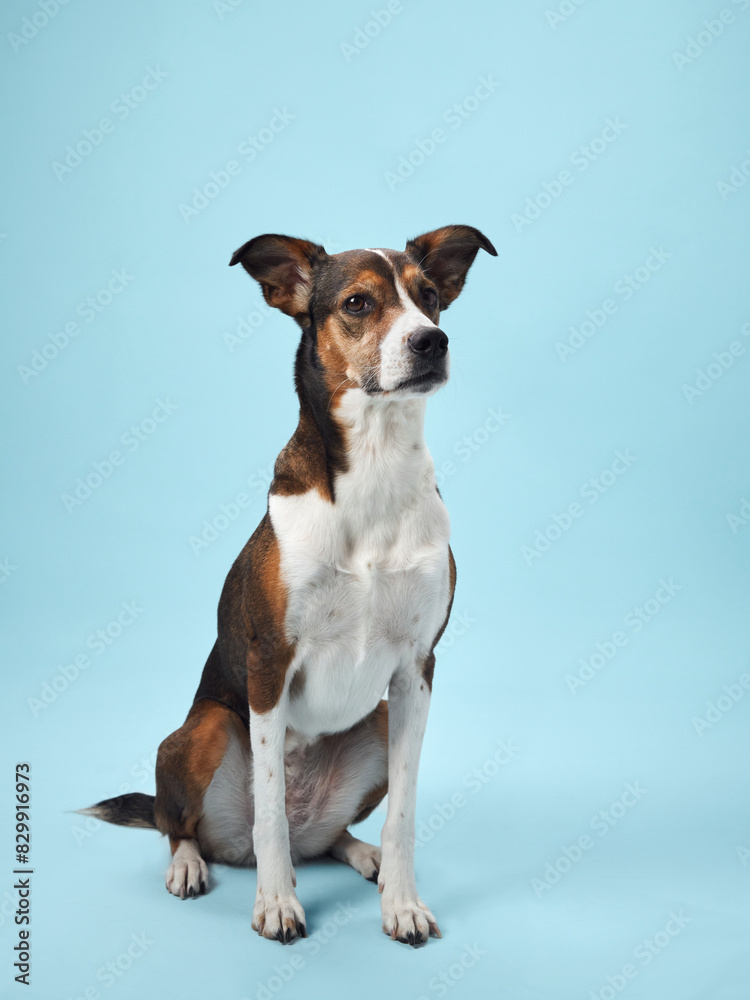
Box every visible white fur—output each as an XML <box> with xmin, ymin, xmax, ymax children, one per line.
<box><xmin>371</xmin><ymin>249</ymin><xmax>445</xmax><ymax>393</ymax></box>
<box><xmin>269</xmin><ymin>391</ymin><xmax>451</xmax><ymax>740</ymax></box>
<box><xmin>378</xmin><ymin>667</ymin><xmax>440</xmax><ymax>940</ymax></box>
<box><xmin>264</xmin><ymin>387</ymin><xmax>450</xmax><ymax>941</ymax></box>
<box><xmin>200</xmin><ymin>725</ymin><xmax>256</xmax><ymax>866</ymax></box>
<box><xmin>165</xmin><ymin>838</ymin><xmax>208</xmax><ymax>899</ymax></box>
<box><xmin>249</xmin><ymin>693</ymin><xmax>307</xmax><ymax>939</ymax></box>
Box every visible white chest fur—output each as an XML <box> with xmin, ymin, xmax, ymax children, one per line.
<box><xmin>269</xmin><ymin>392</ymin><xmax>451</xmax><ymax>739</ymax></box>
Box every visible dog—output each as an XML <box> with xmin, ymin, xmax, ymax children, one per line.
<box><xmin>83</xmin><ymin>224</ymin><xmax>496</xmax><ymax>946</ymax></box>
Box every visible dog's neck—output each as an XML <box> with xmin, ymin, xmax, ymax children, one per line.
<box><xmin>276</xmin><ymin>337</ymin><xmax>432</xmax><ymax>511</ymax></box>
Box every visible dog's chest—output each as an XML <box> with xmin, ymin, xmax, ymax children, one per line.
<box><xmin>269</xmin><ymin>464</ymin><xmax>450</xmax><ymax>738</ymax></box>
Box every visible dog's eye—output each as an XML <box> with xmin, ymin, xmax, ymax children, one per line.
<box><xmin>344</xmin><ymin>295</ymin><xmax>368</xmax><ymax>314</ymax></box>
<box><xmin>421</xmin><ymin>288</ymin><xmax>438</xmax><ymax>309</ymax></box>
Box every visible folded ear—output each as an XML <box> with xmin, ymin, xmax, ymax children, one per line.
<box><xmin>405</xmin><ymin>225</ymin><xmax>497</xmax><ymax>310</ymax></box>
<box><xmin>229</xmin><ymin>234</ymin><xmax>327</xmax><ymax>326</ymax></box>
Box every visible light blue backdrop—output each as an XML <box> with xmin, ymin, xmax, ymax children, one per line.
<box><xmin>2</xmin><ymin>0</ymin><xmax>749</xmax><ymax>997</ymax></box>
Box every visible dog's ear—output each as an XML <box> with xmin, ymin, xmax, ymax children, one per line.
<box><xmin>230</xmin><ymin>234</ymin><xmax>327</xmax><ymax>326</ymax></box>
<box><xmin>405</xmin><ymin>225</ymin><xmax>497</xmax><ymax>310</ymax></box>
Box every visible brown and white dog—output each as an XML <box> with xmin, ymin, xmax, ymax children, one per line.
<box><xmin>83</xmin><ymin>224</ymin><xmax>497</xmax><ymax>946</ymax></box>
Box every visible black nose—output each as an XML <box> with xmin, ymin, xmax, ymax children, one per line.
<box><xmin>407</xmin><ymin>327</ymin><xmax>449</xmax><ymax>359</ymax></box>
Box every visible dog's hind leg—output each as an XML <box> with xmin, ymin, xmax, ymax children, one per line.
<box><xmin>327</xmin><ymin>829</ymin><xmax>382</xmax><ymax>882</ymax></box>
<box><xmin>165</xmin><ymin>837</ymin><xmax>208</xmax><ymax>899</ymax></box>
<box><xmin>155</xmin><ymin>698</ymin><xmax>247</xmax><ymax>898</ymax></box>
<box><xmin>325</xmin><ymin>751</ymin><xmax>389</xmax><ymax>881</ymax></box>
<box><xmin>285</xmin><ymin>700</ymin><xmax>388</xmax><ymax>880</ymax></box>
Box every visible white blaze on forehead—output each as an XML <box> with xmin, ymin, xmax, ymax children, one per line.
<box><xmin>371</xmin><ymin>250</ymin><xmax>439</xmax><ymax>392</ymax></box>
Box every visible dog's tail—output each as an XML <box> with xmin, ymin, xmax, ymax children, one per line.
<box><xmin>78</xmin><ymin>792</ymin><xmax>157</xmax><ymax>830</ymax></box>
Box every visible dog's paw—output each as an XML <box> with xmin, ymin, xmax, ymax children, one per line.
<box><xmin>165</xmin><ymin>852</ymin><xmax>208</xmax><ymax>899</ymax></box>
<box><xmin>381</xmin><ymin>894</ymin><xmax>441</xmax><ymax>946</ymax></box>
<box><xmin>343</xmin><ymin>839</ymin><xmax>382</xmax><ymax>882</ymax></box>
<box><xmin>252</xmin><ymin>889</ymin><xmax>307</xmax><ymax>943</ymax></box>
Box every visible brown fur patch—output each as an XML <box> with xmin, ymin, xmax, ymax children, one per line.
<box><xmin>270</xmin><ymin>408</ymin><xmax>337</xmax><ymax>502</ymax></box>
<box><xmin>155</xmin><ymin>700</ymin><xmax>243</xmax><ymax>840</ymax></box>
<box><xmin>289</xmin><ymin>666</ymin><xmax>306</xmax><ymax>700</ymax></box>
<box><xmin>394</xmin><ymin>261</ymin><xmax>431</xmax><ymax>307</ymax></box>
<box><xmin>316</xmin><ymin>295</ymin><xmax>402</xmax><ymax>399</ymax></box>
<box><xmin>241</xmin><ymin>517</ymin><xmax>295</xmax><ymax>714</ymax></box>
<box><xmin>351</xmin><ymin>780</ymin><xmax>388</xmax><ymax>825</ymax></box>
<box><xmin>194</xmin><ymin>514</ymin><xmax>296</xmax><ymax>722</ymax></box>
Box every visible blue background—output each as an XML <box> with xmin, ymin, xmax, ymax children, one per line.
<box><xmin>2</xmin><ymin>0</ymin><xmax>750</xmax><ymax>997</ymax></box>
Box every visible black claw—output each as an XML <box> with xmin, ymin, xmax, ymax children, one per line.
<box><xmin>285</xmin><ymin>927</ymin><xmax>293</xmax><ymax>943</ymax></box>
<box><xmin>187</xmin><ymin>886</ymin><xmax>195</xmax><ymax>898</ymax></box>
<box><xmin>406</xmin><ymin>931</ymin><xmax>415</xmax><ymax>946</ymax></box>
<box><xmin>275</xmin><ymin>928</ymin><xmax>285</xmax><ymax>943</ymax></box>
<box><xmin>297</xmin><ymin>921</ymin><xmax>308</xmax><ymax>938</ymax></box>
<box><xmin>199</xmin><ymin>880</ymin><xmax>207</xmax><ymax>894</ymax></box>
<box><xmin>367</xmin><ymin>871</ymin><xmax>379</xmax><ymax>883</ymax></box>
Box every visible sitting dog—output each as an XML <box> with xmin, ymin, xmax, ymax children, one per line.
<box><xmin>83</xmin><ymin>224</ymin><xmax>496</xmax><ymax>945</ymax></box>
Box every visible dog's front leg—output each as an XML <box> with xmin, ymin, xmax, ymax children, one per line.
<box><xmin>249</xmin><ymin>690</ymin><xmax>306</xmax><ymax>942</ymax></box>
<box><xmin>379</xmin><ymin>662</ymin><xmax>441</xmax><ymax>945</ymax></box>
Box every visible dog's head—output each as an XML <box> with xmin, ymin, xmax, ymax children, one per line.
<box><xmin>230</xmin><ymin>225</ymin><xmax>496</xmax><ymax>399</ymax></box>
